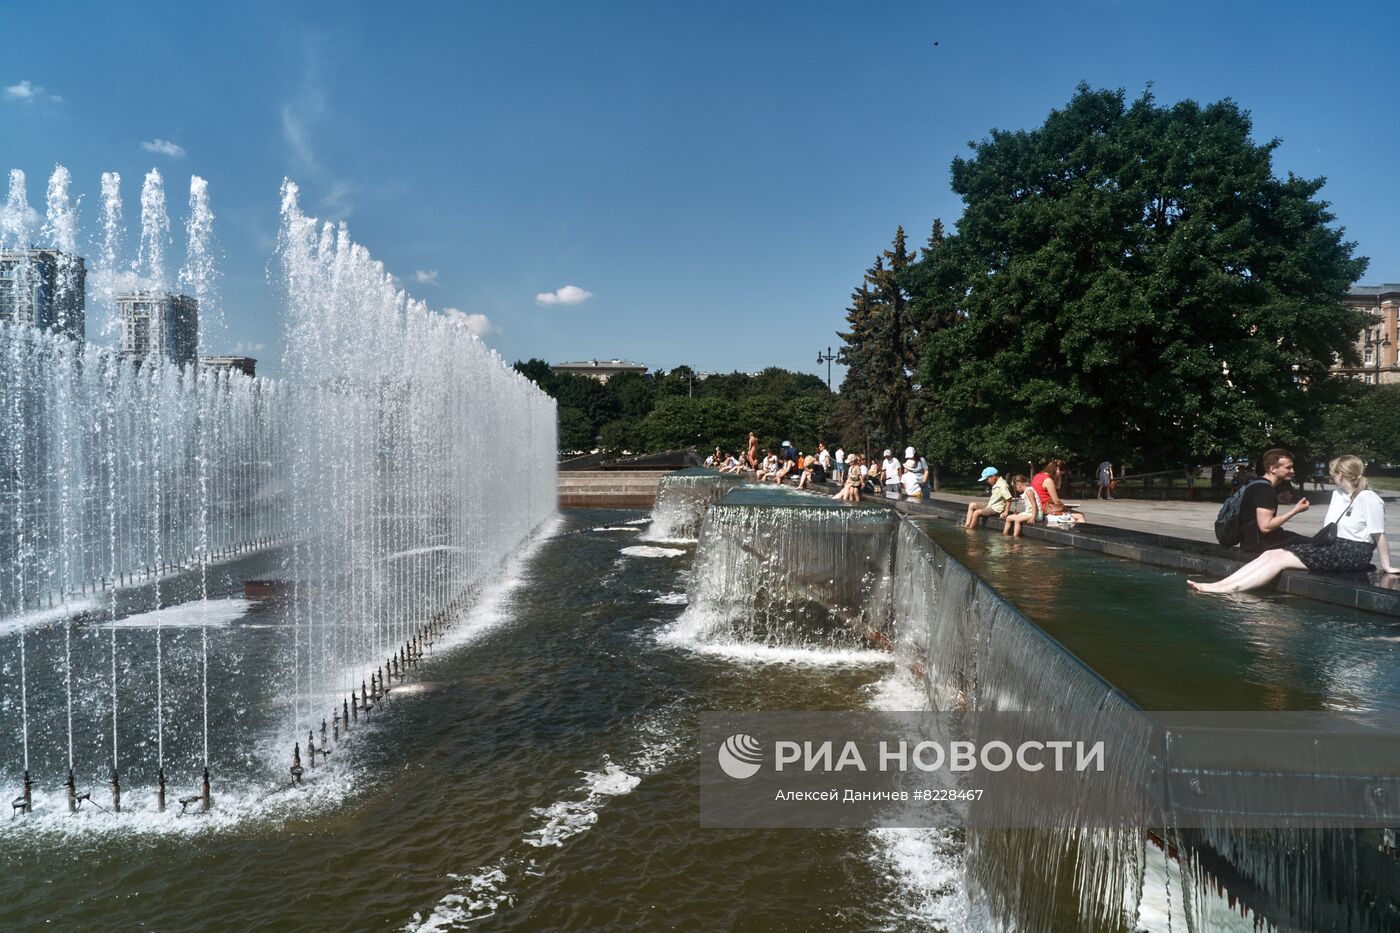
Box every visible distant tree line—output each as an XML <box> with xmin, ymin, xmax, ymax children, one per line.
<box><xmin>512</xmin><ymin>360</ymin><xmax>835</xmax><ymax>457</ymax></box>
<box><xmin>837</xmin><ymin>84</ymin><xmax>1390</xmax><ymax>477</ymax></box>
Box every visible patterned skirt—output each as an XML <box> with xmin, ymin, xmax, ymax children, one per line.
<box><xmin>1285</xmin><ymin>537</ymin><xmax>1375</xmax><ymax>573</ymax></box>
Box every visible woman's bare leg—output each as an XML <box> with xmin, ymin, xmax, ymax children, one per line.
<box><xmin>1189</xmin><ymin>549</ymin><xmax>1305</xmax><ymax>594</ymax></box>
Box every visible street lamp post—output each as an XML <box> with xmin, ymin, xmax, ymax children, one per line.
<box><xmin>1366</xmin><ymin>326</ymin><xmax>1392</xmax><ymax>385</ymax></box>
<box><xmin>817</xmin><ymin>347</ymin><xmax>836</xmax><ymax>391</ymax></box>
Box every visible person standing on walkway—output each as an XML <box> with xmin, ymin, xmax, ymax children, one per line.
<box><xmin>1191</xmin><ymin>455</ymin><xmax>1399</xmax><ymax>593</ymax></box>
<box><xmin>881</xmin><ymin>449</ymin><xmax>902</xmax><ymax>499</ymax></box>
<box><xmin>1239</xmin><ymin>448</ymin><xmax>1309</xmax><ymax>554</ymax></box>
<box><xmin>746</xmin><ymin>431</ymin><xmax>758</xmax><ymax>470</ymax></box>
<box><xmin>1096</xmin><ymin>461</ymin><xmax>1114</xmax><ymax>500</ymax></box>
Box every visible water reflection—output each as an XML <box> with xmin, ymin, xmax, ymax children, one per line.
<box><xmin>915</xmin><ymin>519</ymin><xmax>1400</xmax><ymax>712</ymax></box>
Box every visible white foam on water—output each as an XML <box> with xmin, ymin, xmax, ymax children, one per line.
<box><xmin>430</xmin><ymin>517</ymin><xmax>563</xmax><ymax>656</ymax></box>
<box><xmin>862</xmin><ymin>668</ymin><xmax>931</xmax><ymax>712</ymax></box>
<box><xmin>860</xmin><ymin>670</ymin><xmax>971</xmax><ymax>931</ymax></box>
<box><xmin>867</xmin><ymin>827</ymin><xmax>970</xmax><ymax>931</ymax></box>
<box><xmin>0</xmin><ymin>597</ymin><xmax>100</xmax><ymax>635</ymax></box>
<box><xmin>523</xmin><ymin>760</ymin><xmax>641</xmax><ymax>848</ymax></box>
<box><xmin>653</xmin><ymin>592</ymin><xmax>689</xmax><ymax>605</ymax></box>
<box><xmin>591</xmin><ymin>526</ymin><xmax>642</xmax><ymax>533</ymax></box>
<box><xmin>622</xmin><ymin>518</ymin><xmax>650</xmax><ymax>525</ymax></box>
<box><xmin>99</xmin><ymin>597</ymin><xmax>252</xmax><ymax>629</ymax></box>
<box><xmin>385</xmin><ymin>544</ymin><xmax>463</xmax><ymax>561</ymax></box>
<box><xmin>407</xmin><ymin>706</ymin><xmax>685</xmax><ymax>931</ymax></box>
<box><xmin>0</xmin><ymin>764</ymin><xmax>358</xmax><ymax>842</ymax></box>
<box><xmin>656</xmin><ymin>609</ymin><xmax>890</xmax><ymax>666</ymax></box>
<box><xmin>620</xmin><ymin>545</ymin><xmax>687</xmax><ymax>558</ymax></box>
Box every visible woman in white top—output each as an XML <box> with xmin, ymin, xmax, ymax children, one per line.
<box><xmin>1190</xmin><ymin>455</ymin><xmax>1399</xmax><ymax>594</ymax></box>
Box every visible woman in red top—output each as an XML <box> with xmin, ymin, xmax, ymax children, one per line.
<box><xmin>1031</xmin><ymin>460</ymin><xmax>1085</xmax><ymax>525</ymax></box>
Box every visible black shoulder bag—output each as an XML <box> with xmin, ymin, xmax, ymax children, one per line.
<box><xmin>1310</xmin><ymin>494</ymin><xmax>1357</xmax><ymax>547</ymax></box>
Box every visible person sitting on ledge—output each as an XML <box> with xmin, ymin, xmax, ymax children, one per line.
<box><xmin>900</xmin><ymin>459</ymin><xmax>924</xmax><ymax>499</ymax></box>
<box><xmin>1002</xmin><ymin>474</ymin><xmax>1041</xmax><ymax>538</ymax></box>
<box><xmin>965</xmin><ymin>466</ymin><xmax>1011</xmax><ymax>528</ymax></box>
<box><xmin>832</xmin><ymin>457</ymin><xmax>862</xmax><ymax>502</ymax></box>
<box><xmin>1190</xmin><ymin>455</ymin><xmax>1400</xmax><ymax>594</ymax></box>
<box><xmin>1032</xmin><ymin>459</ymin><xmax>1086</xmax><ymax>525</ymax></box>
<box><xmin>1237</xmin><ymin>447</ymin><xmax>1308</xmax><ymax>555</ymax></box>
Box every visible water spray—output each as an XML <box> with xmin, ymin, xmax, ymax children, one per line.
<box><xmin>110</xmin><ymin>769</ymin><xmax>121</xmax><ymax>813</ymax></box>
<box><xmin>156</xmin><ymin>767</ymin><xmax>167</xmax><ymax>813</ymax></box>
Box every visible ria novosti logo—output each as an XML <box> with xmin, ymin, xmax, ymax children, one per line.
<box><xmin>717</xmin><ymin>733</ymin><xmax>764</xmax><ymax>779</ymax></box>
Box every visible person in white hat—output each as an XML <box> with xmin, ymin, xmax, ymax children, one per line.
<box><xmin>964</xmin><ymin>466</ymin><xmax>1012</xmax><ymax>528</ymax></box>
<box><xmin>881</xmin><ymin>449</ymin><xmax>902</xmax><ymax>499</ymax></box>
<box><xmin>900</xmin><ymin>459</ymin><xmax>923</xmax><ymax>498</ymax></box>
<box><xmin>907</xmin><ymin>446</ymin><xmax>930</xmax><ymax>497</ymax></box>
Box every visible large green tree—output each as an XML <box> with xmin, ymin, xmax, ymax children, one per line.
<box><xmin>836</xmin><ymin>227</ymin><xmax>918</xmax><ymax>454</ymax></box>
<box><xmin>910</xmin><ymin>85</ymin><xmax>1370</xmax><ymax>474</ymax></box>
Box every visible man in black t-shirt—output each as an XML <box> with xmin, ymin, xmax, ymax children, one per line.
<box><xmin>1239</xmin><ymin>448</ymin><xmax>1310</xmax><ymax>554</ymax></box>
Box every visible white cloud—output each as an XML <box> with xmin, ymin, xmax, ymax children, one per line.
<box><xmin>535</xmin><ymin>284</ymin><xmax>593</xmax><ymax>306</ymax></box>
<box><xmin>443</xmin><ymin>308</ymin><xmax>497</xmax><ymax>338</ymax></box>
<box><xmin>141</xmin><ymin>138</ymin><xmax>186</xmax><ymax>158</ymax></box>
<box><xmin>233</xmin><ymin>341</ymin><xmax>268</xmax><ymax>354</ymax></box>
<box><xmin>320</xmin><ymin>181</ymin><xmax>354</xmax><ymax>219</ymax></box>
<box><xmin>5</xmin><ymin>80</ymin><xmax>59</xmax><ymax>104</ymax></box>
<box><xmin>281</xmin><ymin>104</ymin><xmax>317</xmax><ymax>168</ymax></box>
<box><xmin>413</xmin><ymin>269</ymin><xmax>439</xmax><ymax>285</ymax></box>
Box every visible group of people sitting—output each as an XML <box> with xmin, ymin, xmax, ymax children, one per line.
<box><xmin>706</xmin><ymin>437</ymin><xmax>837</xmax><ymax>490</ymax></box>
<box><xmin>962</xmin><ymin>459</ymin><xmax>1086</xmax><ymax>537</ymax></box>
<box><xmin>1191</xmin><ymin>449</ymin><xmax>1399</xmax><ymax>593</ymax></box>
<box><xmin>704</xmin><ymin>437</ymin><xmax>935</xmax><ymax>501</ymax></box>
<box><xmin>832</xmin><ymin>447</ymin><xmax>931</xmax><ymax>503</ymax></box>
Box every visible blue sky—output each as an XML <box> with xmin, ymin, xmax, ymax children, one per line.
<box><xmin>3</xmin><ymin>0</ymin><xmax>1397</xmax><ymax>380</ymax></box>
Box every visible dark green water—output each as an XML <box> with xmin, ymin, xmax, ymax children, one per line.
<box><xmin>917</xmin><ymin>517</ymin><xmax>1400</xmax><ymax>712</ymax></box>
<box><xmin>1</xmin><ymin>511</ymin><xmax>958</xmax><ymax>932</ymax></box>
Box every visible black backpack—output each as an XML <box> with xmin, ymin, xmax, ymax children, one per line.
<box><xmin>1214</xmin><ymin>479</ymin><xmax>1269</xmax><ymax>546</ymax></box>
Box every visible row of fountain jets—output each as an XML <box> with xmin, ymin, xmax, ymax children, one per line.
<box><xmin>2</xmin><ymin>167</ymin><xmax>558</xmax><ymax>821</ymax></box>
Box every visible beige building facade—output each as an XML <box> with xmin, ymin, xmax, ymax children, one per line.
<box><xmin>1337</xmin><ymin>284</ymin><xmax>1400</xmax><ymax>384</ymax></box>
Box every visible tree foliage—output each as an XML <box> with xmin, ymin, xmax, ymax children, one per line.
<box><xmin>836</xmin><ymin>227</ymin><xmax>918</xmax><ymax>454</ymax></box>
<box><xmin>902</xmin><ymin>85</ymin><xmax>1369</xmax><ymax>474</ymax></box>
<box><xmin>513</xmin><ymin>359</ymin><xmax>835</xmax><ymax>455</ymax></box>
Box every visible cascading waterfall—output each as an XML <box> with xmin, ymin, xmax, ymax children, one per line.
<box><xmin>889</xmin><ymin>521</ymin><xmax>1155</xmax><ymax>933</ymax></box>
<box><xmin>674</xmin><ymin>486</ymin><xmax>896</xmax><ymax>650</ymax></box>
<box><xmin>1</xmin><ymin>166</ymin><xmax>556</xmax><ymax>820</ymax></box>
<box><xmin>644</xmin><ymin>467</ymin><xmax>739</xmax><ymax>542</ymax></box>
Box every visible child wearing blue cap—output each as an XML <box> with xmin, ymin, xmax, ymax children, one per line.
<box><xmin>964</xmin><ymin>466</ymin><xmax>1012</xmax><ymax>528</ymax></box>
